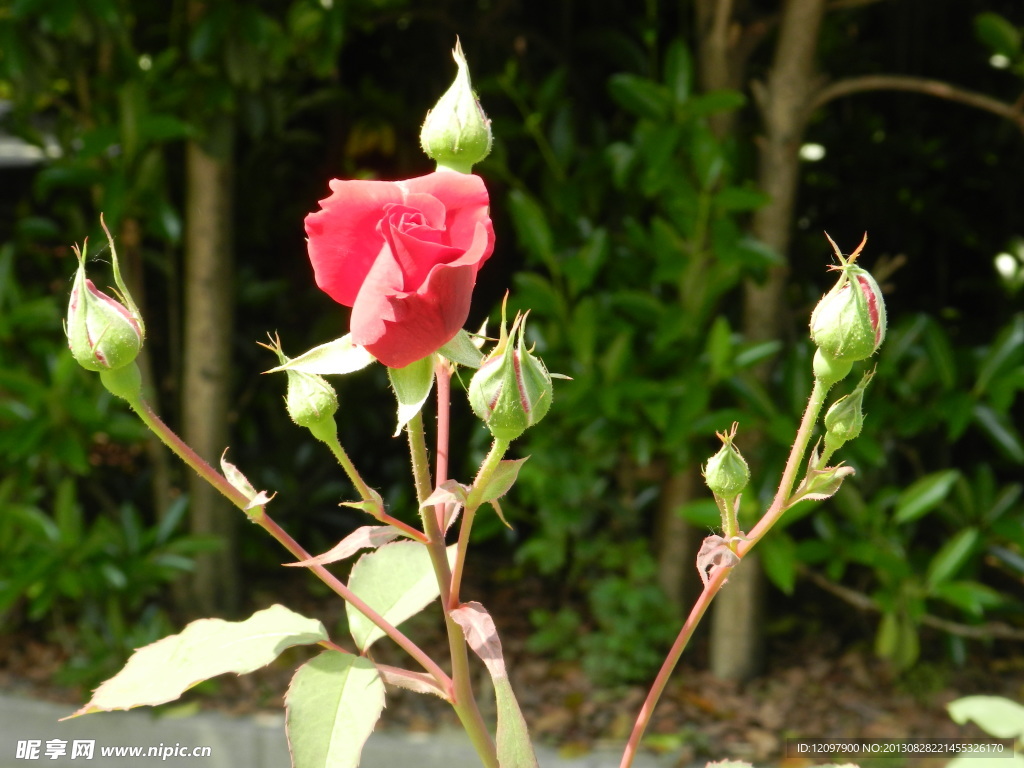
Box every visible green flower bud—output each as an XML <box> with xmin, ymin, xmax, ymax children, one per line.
<box><xmin>812</xmin><ymin>348</ymin><xmax>853</xmax><ymax>390</ymax></box>
<box><xmin>469</xmin><ymin>312</ymin><xmax>552</xmax><ymax>442</ymax></box>
<box><xmin>420</xmin><ymin>38</ymin><xmax>492</xmax><ymax>173</ymax></box>
<box><xmin>703</xmin><ymin>423</ymin><xmax>750</xmax><ymax>502</ymax></box>
<box><xmin>66</xmin><ymin>228</ymin><xmax>145</xmax><ymax>372</ymax></box>
<box><xmin>809</xmin><ymin>233</ymin><xmax>887</xmax><ymax>363</ymax></box>
<box><xmin>823</xmin><ymin>369</ymin><xmax>874</xmax><ymax>459</ymax></box>
<box><xmin>261</xmin><ymin>336</ymin><xmax>339</xmax><ymax>442</ymax></box>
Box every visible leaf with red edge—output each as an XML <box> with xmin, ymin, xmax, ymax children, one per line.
<box><xmin>64</xmin><ymin>605</ymin><xmax>327</xmax><ymax>719</ymax></box>
<box><xmin>285</xmin><ymin>526</ymin><xmax>401</xmax><ymax>568</ymax></box>
<box><xmin>451</xmin><ymin>602</ymin><xmax>538</xmax><ymax>768</ymax></box>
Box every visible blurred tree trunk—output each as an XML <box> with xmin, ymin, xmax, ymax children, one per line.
<box><xmin>654</xmin><ymin>467</ymin><xmax>700</xmax><ymax>610</ymax></box>
<box><xmin>183</xmin><ymin>123</ymin><xmax>240</xmax><ymax>615</ymax></box>
<box><xmin>695</xmin><ymin>0</ymin><xmax>827</xmax><ymax>681</ymax></box>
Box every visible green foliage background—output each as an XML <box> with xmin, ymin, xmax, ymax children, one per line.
<box><xmin>0</xmin><ymin>0</ymin><xmax>1022</xmax><ymax>685</ymax></box>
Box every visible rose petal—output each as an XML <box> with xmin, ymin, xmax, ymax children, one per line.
<box><xmin>305</xmin><ymin>180</ymin><xmax>407</xmax><ymax>307</ymax></box>
<box><xmin>352</xmin><ymin>218</ymin><xmax>492</xmax><ymax>368</ymax></box>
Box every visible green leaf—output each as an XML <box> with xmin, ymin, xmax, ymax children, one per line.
<box><xmin>265</xmin><ymin>334</ymin><xmax>375</xmax><ymax>376</ymax></box>
<box><xmin>948</xmin><ymin>695</ymin><xmax>1024</xmax><ymax>739</ymax></box>
<box><xmin>507</xmin><ymin>190</ymin><xmax>558</xmax><ymax>275</ymax></box>
<box><xmin>931</xmin><ymin>580</ymin><xmax>1004</xmax><ymax>617</ymax></box>
<box><xmin>476</xmin><ymin>457</ymin><xmax>529</xmax><ymax>504</ymax></box>
<box><xmin>438</xmin><ymin>329</ymin><xmax>484</xmax><ymax>368</ymax></box>
<box><xmin>874</xmin><ymin>610</ymin><xmax>919</xmax><ymax>670</ymax></box>
<box><xmin>286</xmin><ymin>526</ymin><xmax>401</xmax><ymax>568</ymax></box>
<box><xmin>346</xmin><ymin>541</ymin><xmax>456</xmax><ymax>651</ymax></box>
<box><xmin>608</xmin><ymin>73</ymin><xmax>670</xmax><ymax>121</ymax></box>
<box><xmin>285</xmin><ymin>651</ymin><xmax>385</xmax><ymax>768</ymax></box>
<box><xmin>66</xmin><ymin>605</ymin><xmax>327</xmax><ymax>717</ymax></box>
<box><xmin>972</xmin><ymin>404</ymin><xmax>1024</xmax><ymax>463</ymax></box>
<box><xmin>893</xmin><ymin>469</ymin><xmax>960</xmax><ymax>523</ymax></box>
<box><xmin>974</xmin><ymin>315</ymin><xmax>1024</xmax><ymax>395</ymax></box>
<box><xmin>663</xmin><ymin>39</ymin><xmax>692</xmax><ymax>105</ymax></box>
<box><xmin>388</xmin><ymin>355</ymin><xmax>436</xmax><ymax>436</ymax></box>
<box><xmin>759</xmin><ymin>532</ymin><xmax>797</xmax><ymax>595</ymax></box>
<box><xmin>451</xmin><ymin>603</ymin><xmax>539</xmax><ymax>768</ymax></box>
<box><xmin>925</xmin><ymin>527</ymin><xmax>980</xmax><ymax>589</ymax></box>
<box><xmin>974</xmin><ymin>12</ymin><xmax>1022</xmax><ymax>59</ymax></box>
<box><xmin>688</xmin><ymin>89</ymin><xmax>746</xmax><ymax>116</ymax></box>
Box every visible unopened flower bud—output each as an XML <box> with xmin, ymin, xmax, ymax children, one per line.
<box><xmin>420</xmin><ymin>38</ymin><xmax>492</xmax><ymax>173</ymax></box>
<box><xmin>823</xmin><ymin>369</ymin><xmax>874</xmax><ymax>459</ymax></box>
<box><xmin>813</xmin><ymin>348</ymin><xmax>853</xmax><ymax>390</ymax></box>
<box><xmin>809</xmin><ymin>233</ymin><xmax>887</xmax><ymax>363</ymax></box>
<box><xmin>469</xmin><ymin>312</ymin><xmax>552</xmax><ymax>442</ymax></box>
<box><xmin>66</xmin><ymin>228</ymin><xmax>145</xmax><ymax>372</ymax></box>
<box><xmin>261</xmin><ymin>336</ymin><xmax>339</xmax><ymax>441</ymax></box>
<box><xmin>703</xmin><ymin>423</ymin><xmax>750</xmax><ymax>502</ymax></box>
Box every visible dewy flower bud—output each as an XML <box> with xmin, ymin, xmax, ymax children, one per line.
<box><xmin>420</xmin><ymin>38</ymin><xmax>492</xmax><ymax>173</ymax></box>
<box><xmin>823</xmin><ymin>369</ymin><xmax>874</xmax><ymax>459</ymax></box>
<box><xmin>66</xmin><ymin>230</ymin><xmax>145</xmax><ymax>372</ymax></box>
<box><xmin>809</xmin><ymin>233</ymin><xmax>887</xmax><ymax>363</ymax></box>
<box><xmin>703</xmin><ymin>423</ymin><xmax>750</xmax><ymax>502</ymax></box>
<box><xmin>469</xmin><ymin>312</ymin><xmax>552</xmax><ymax>442</ymax></box>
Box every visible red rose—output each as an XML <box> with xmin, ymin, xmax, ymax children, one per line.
<box><xmin>305</xmin><ymin>171</ymin><xmax>495</xmax><ymax>368</ymax></box>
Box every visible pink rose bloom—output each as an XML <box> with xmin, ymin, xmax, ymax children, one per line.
<box><xmin>305</xmin><ymin>171</ymin><xmax>494</xmax><ymax>368</ymax></box>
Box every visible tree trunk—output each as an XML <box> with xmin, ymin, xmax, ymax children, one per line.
<box><xmin>183</xmin><ymin>123</ymin><xmax>239</xmax><ymax>615</ymax></box>
<box><xmin>705</xmin><ymin>0</ymin><xmax>827</xmax><ymax>681</ymax></box>
<box><xmin>654</xmin><ymin>467</ymin><xmax>701</xmax><ymax>611</ymax></box>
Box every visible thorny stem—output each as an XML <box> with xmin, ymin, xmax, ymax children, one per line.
<box><xmin>739</xmin><ymin>376</ymin><xmax>828</xmax><ymax>554</ymax></box>
<box><xmin>435</xmin><ymin>358</ymin><xmax>453</xmax><ymax>516</ymax></box>
<box><xmin>318</xmin><ymin>428</ymin><xmax>427</xmax><ymax>543</ymax></box>
<box><xmin>406</xmin><ymin>408</ymin><xmax>498</xmax><ymax>768</ymax></box>
<box><xmin>449</xmin><ymin>437</ymin><xmax>510</xmax><ymax>609</ymax></box>
<box><xmin>619</xmin><ymin>565</ymin><xmax>732</xmax><ymax>768</ymax></box>
<box><xmin>126</xmin><ymin>394</ymin><xmax>452</xmax><ymax>691</ymax></box>
<box><xmin>619</xmin><ymin>375</ymin><xmax>830</xmax><ymax>768</ymax></box>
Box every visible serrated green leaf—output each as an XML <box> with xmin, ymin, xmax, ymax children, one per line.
<box><xmin>346</xmin><ymin>541</ymin><xmax>456</xmax><ymax>651</ymax></box>
<box><xmin>265</xmin><ymin>334</ymin><xmax>374</xmax><ymax>376</ymax></box>
<box><xmin>388</xmin><ymin>355</ymin><xmax>435</xmax><ymax>436</ymax></box>
<box><xmin>893</xmin><ymin>469</ymin><xmax>960</xmax><ymax>524</ymax></box>
<box><xmin>948</xmin><ymin>695</ymin><xmax>1024</xmax><ymax>739</ymax></box>
<box><xmin>66</xmin><ymin>605</ymin><xmax>327</xmax><ymax>717</ymax></box>
<box><xmin>285</xmin><ymin>651</ymin><xmax>385</xmax><ymax>768</ymax></box>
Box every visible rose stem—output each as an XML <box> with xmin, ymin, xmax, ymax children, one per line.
<box><xmin>618</xmin><ymin>377</ymin><xmax>829</xmax><ymax>768</ymax></box>
<box><xmin>434</xmin><ymin>357</ymin><xmax>453</xmax><ymax>532</ymax></box>
<box><xmin>126</xmin><ymin>393</ymin><xmax>451</xmax><ymax>691</ymax></box>
<box><xmin>317</xmin><ymin>427</ymin><xmax>427</xmax><ymax>543</ymax></box>
<box><xmin>406</xmin><ymin>410</ymin><xmax>498</xmax><ymax>768</ymax></box>
<box><xmin>448</xmin><ymin>437</ymin><xmax>509</xmax><ymax>609</ymax></box>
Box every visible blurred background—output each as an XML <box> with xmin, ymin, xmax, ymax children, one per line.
<box><xmin>0</xmin><ymin>0</ymin><xmax>1022</xmax><ymax>730</ymax></box>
